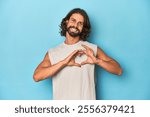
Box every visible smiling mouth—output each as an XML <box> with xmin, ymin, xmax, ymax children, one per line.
<box><xmin>70</xmin><ymin>28</ymin><xmax>79</xmax><ymax>33</ymax></box>
<box><xmin>67</xmin><ymin>26</ymin><xmax>81</xmax><ymax>37</ymax></box>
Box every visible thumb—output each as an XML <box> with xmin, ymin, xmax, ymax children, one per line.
<box><xmin>73</xmin><ymin>63</ymin><xmax>81</xmax><ymax>67</ymax></box>
<box><xmin>66</xmin><ymin>50</ymin><xmax>78</xmax><ymax>61</ymax></box>
<box><xmin>81</xmin><ymin>60</ymin><xmax>88</xmax><ymax>65</ymax></box>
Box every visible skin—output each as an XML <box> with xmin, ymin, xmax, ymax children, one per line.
<box><xmin>33</xmin><ymin>13</ymin><xmax>122</xmax><ymax>82</ymax></box>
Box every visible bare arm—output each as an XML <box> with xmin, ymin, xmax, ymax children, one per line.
<box><xmin>33</xmin><ymin>52</ymin><xmax>65</xmax><ymax>82</ymax></box>
<box><xmin>95</xmin><ymin>47</ymin><xmax>122</xmax><ymax>75</ymax></box>
<box><xmin>33</xmin><ymin>50</ymin><xmax>81</xmax><ymax>82</ymax></box>
<box><xmin>81</xmin><ymin>45</ymin><xmax>122</xmax><ymax>75</ymax></box>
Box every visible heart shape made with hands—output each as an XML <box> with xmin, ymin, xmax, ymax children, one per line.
<box><xmin>75</xmin><ymin>50</ymin><xmax>88</xmax><ymax>65</ymax></box>
<box><xmin>66</xmin><ymin>44</ymin><xmax>96</xmax><ymax>67</ymax></box>
<box><xmin>75</xmin><ymin>50</ymin><xmax>96</xmax><ymax>66</ymax></box>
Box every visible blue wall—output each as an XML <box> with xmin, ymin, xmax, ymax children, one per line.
<box><xmin>0</xmin><ymin>0</ymin><xmax>150</xmax><ymax>100</ymax></box>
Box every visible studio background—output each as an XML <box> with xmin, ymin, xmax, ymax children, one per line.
<box><xmin>0</xmin><ymin>0</ymin><xmax>150</xmax><ymax>100</ymax></box>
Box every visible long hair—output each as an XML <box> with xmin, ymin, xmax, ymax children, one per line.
<box><xmin>60</xmin><ymin>8</ymin><xmax>91</xmax><ymax>41</ymax></box>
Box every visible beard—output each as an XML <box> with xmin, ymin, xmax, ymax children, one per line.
<box><xmin>67</xmin><ymin>26</ymin><xmax>81</xmax><ymax>37</ymax></box>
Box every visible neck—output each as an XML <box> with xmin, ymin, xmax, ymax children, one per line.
<box><xmin>64</xmin><ymin>33</ymin><xmax>80</xmax><ymax>45</ymax></box>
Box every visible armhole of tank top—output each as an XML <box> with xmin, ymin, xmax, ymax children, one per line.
<box><xmin>48</xmin><ymin>49</ymin><xmax>54</xmax><ymax>65</ymax></box>
<box><xmin>95</xmin><ymin>45</ymin><xmax>98</xmax><ymax>57</ymax></box>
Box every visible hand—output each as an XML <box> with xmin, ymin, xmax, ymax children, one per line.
<box><xmin>63</xmin><ymin>50</ymin><xmax>82</xmax><ymax>67</ymax></box>
<box><xmin>81</xmin><ymin>45</ymin><xmax>98</xmax><ymax>65</ymax></box>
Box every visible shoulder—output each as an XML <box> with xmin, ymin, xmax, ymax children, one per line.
<box><xmin>48</xmin><ymin>43</ymin><xmax>64</xmax><ymax>54</ymax></box>
<box><xmin>81</xmin><ymin>41</ymin><xmax>97</xmax><ymax>46</ymax></box>
<box><xmin>47</xmin><ymin>43</ymin><xmax>64</xmax><ymax>65</ymax></box>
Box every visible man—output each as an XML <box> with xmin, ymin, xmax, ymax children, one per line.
<box><xmin>33</xmin><ymin>8</ymin><xmax>122</xmax><ymax>100</ymax></box>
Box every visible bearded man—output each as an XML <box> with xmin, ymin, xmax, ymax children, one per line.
<box><xmin>33</xmin><ymin>8</ymin><xmax>122</xmax><ymax>100</ymax></box>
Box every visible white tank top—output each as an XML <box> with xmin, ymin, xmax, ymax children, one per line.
<box><xmin>48</xmin><ymin>40</ymin><xmax>97</xmax><ymax>100</ymax></box>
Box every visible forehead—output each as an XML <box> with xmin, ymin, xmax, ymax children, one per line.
<box><xmin>69</xmin><ymin>13</ymin><xmax>84</xmax><ymax>22</ymax></box>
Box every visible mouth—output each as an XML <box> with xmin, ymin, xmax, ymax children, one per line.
<box><xmin>67</xmin><ymin>26</ymin><xmax>81</xmax><ymax>37</ymax></box>
<box><xmin>70</xmin><ymin>27</ymin><xmax>79</xmax><ymax>33</ymax></box>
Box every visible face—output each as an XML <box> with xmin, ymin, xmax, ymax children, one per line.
<box><xmin>66</xmin><ymin>13</ymin><xmax>84</xmax><ymax>37</ymax></box>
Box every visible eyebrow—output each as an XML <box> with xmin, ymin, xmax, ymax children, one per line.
<box><xmin>70</xmin><ymin>18</ymin><xmax>83</xmax><ymax>24</ymax></box>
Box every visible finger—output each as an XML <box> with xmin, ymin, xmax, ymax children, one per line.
<box><xmin>68</xmin><ymin>50</ymin><xmax>79</xmax><ymax>59</ymax></box>
<box><xmin>79</xmin><ymin>50</ymin><xmax>87</xmax><ymax>55</ymax></box>
<box><xmin>77</xmin><ymin>51</ymin><xmax>85</xmax><ymax>56</ymax></box>
<box><xmin>81</xmin><ymin>44</ymin><xmax>90</xmax><ymax>50</ymax></box>
<box><xmin>77</xmin><ymin>53</ymin><xmax>82</xmax><ymax>57</ymax></box>
<box><xmin>72</xmin><ymin>49</ymin><xmax>84</xmax><ymax>56</ymax></box>
<box><xmin>73</xmin><ymin>63</ymin><xmax>81</xmax><ymax>67</ymax></box>
<box><xmin>72</xmin><ymin>50</ymin><xmax>79</xmax><ymax>55</ymax></box>
<box><xmin>74</xmin><ymin>49</ymin><xmax>85</xmax><ymax>57</ymax></box>
<box><xmin>78</xmin><ymin>49</ymin><xmax>83</xmax><ymax>52</ymax></box>
<box><xmin>82</xmin><ymin>50</ymin><xmax>87</xmax><ymax>54</ymax></box>
<box><xmin>78</xmin><ymin>50</ymin><xmax>84</xmax><ymax>53</ymax></box>
<box><xmin>81</xmin><ymin>60</ymin><xmax>88</xmax><ymax>65</ymax></box>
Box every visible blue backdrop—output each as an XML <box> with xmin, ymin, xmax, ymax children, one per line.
<box><xmin>0</xmin><ymin>0</ymin><xmax>150</xmax><ymax>100</ymax></box>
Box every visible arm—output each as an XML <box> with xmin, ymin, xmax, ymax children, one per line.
<box><xmin>33</xmin><ymin>50</ymin><xmax>81</xmax><ymax>82</ymax></box>
<box><xmin>33</xmin><ymin>52</ymin><xmax>65</xmax><ymax>82</ymax></box>
<box><xmin>81</xmin><ymin>45</ymin><xmax>122</xmax><ymax>75</ymax></box>
<box><xmin>95</xmin><ymin>47</ymin><xmax>122</xmax><ymax>75</ymax></box>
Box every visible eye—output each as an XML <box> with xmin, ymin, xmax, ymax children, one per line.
<box><xmin>70</xmin><ymin>18</ymin><xmax>75</xmax><ymax>22</ymax></box>
<box><xmin>78</xmin><ymin>22</ymin><xmax>83</xmax><ymax>27</ymax></box>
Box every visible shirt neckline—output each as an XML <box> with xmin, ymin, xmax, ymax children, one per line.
<box><xmin>63</xmin><ymin>40</ymin><xmax>82</xmax><ymax>47</ymax></box>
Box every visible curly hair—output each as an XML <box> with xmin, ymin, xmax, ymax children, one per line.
<box><xmin>60</xmin><ymin>8</ymin><xmax>91</xmax><ymax>41</ymax></box>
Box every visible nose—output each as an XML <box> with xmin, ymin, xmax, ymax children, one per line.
<box><xmin>73</xmin><ymin>23</ymin><xmax>78</xmax><ymax>28</ymax></box>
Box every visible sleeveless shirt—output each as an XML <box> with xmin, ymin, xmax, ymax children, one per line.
<box><xmin>48</xmin><ymin>40</ymin><xmax>97</xmax><ymax>100</ymax></box>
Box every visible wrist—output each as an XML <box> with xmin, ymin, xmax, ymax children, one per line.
<box><xmin>95</xmin><ymin>58</ymin><xmax>104</xmax><ymax>65</ymax></box>
<box><xmin>61</xmin><ymin>60</ymin><xmax>68</xmax><ymax>67</ymax></box>
<box><xmin>93</xmin><ymin>57</ymin><xmax>103</xmax><ymax>65</ymax></box>
<box><xmin>90</xmin><ymin>55</ymin><xmax>99</xmax><ymax>64</ymax></box>
<box><xmin>94</xmin><ymin>58</ymin><xmax>99</xmax><ymax>64</ymax></box>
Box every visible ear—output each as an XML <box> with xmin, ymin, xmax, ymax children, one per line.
<box><xmin>66</xmin><ymin>20</ymin><xmax>68</xmax><ymax>24</ymax></box>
